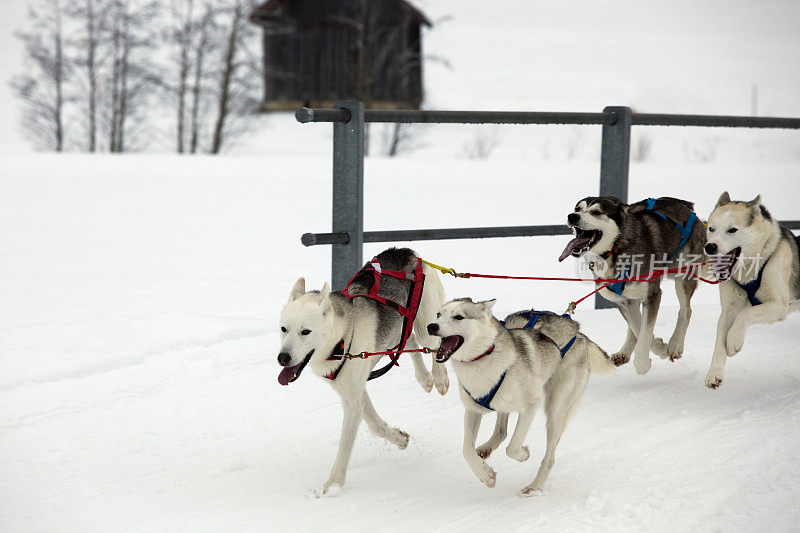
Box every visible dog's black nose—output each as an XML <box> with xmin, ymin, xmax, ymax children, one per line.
<box><xmin>567</xmin><ymin>212</ymin><xmax>580</xmax><ymax>226</ymax></box>
<box><xmin>427</xmin><ymin>323</ymin><xmax>439</xmax><ymax>335</ymax></box>
<box><xmin>704</xmin><ymin>242</ymin><xmax>718</xmax><ymax>255</ymax></box>
<box><xmin>278</xmin><ymin>352</ymin><xmax>292</xmax><ymax>366</ymax></box>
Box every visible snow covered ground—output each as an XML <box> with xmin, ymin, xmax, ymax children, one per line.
<box><xmin>1</xmin><ymin>154</ymin><xmax>799</xmax><ymax>532</ymax></box>
<box><xmin>2</xmin><ymin>0</ymin><xmax>800</xmax><ymax>531</ymax></box>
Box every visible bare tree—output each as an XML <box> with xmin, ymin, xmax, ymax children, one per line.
<box><xmin>460</xmin><ymin>126</ymin><xmax>503</xmax><ymax>160</ymax></box>
<box><xmin>11</xmin><ymin>0</ymin><xmax>68</xmax><ymax>151</ymax></box>
<box><xmin>209</xmin><ymin>0</ymin><xmax>257</xmax><ymax>154</ymax></box>
<box><xmin>189</xmin><ymin>4</ymin><xmax>214</xmax><ymax>153</ymax></box>
<box><xmin>169</xmin><ymin>0</ymin><xmax>195</xmax><ymax>153</ymax></box>
<box><xmin>105</xmin><ymin>0</ymin><xmax>158</xmax><ymax>152</ymax></box>
<box><xmin>381</xmin><ymin>123</ymin><xmax>427</xmax><ymax>157</ymax></box>
<box><xmin>66</xmin><ymin>0</ymin><xmax>104</xmax><ymax>152</ymax></box>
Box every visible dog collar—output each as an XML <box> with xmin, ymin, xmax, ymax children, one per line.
<box><xmin>465</xmin><ymin>344</ymin><xmax>495</xmax><ymax>363</ymax></box>
<box><xmin>599</xmin><ymin>243</ymin><xmax>618</xmax><ymax>260</ymax></box>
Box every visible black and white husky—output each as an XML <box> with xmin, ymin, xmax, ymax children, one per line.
<box><xmin>561</xmin><ymin>196</ymin><xmax>706</xmax><ymax>375</ymax></box>
<box><xmin>277</xmin><ymin>248</ymin><xmax>449</xmax><ymax>494</ymax></box>
<box><xmin>703</xmin><ymin>192</ymin><xmax>800</xmax><ymax>389</ymax></box>
<box><xmin>428</xmin><ymin>299</ymin><xmax>614</xmax><ymax>494</ymax></box>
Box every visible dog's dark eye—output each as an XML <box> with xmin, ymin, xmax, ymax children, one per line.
<box><xmin>453</xmin><ymin>315</ymin><xmax>464</xmax><ymax>321</ymax></box>
<box><xmin>281</xmin><ymin>327</ymin><xmax>287</xmax><ymax>333</ymax></box>
<box><xmin>301</xmin><ymin>329</ymin><xmax>311</xmax><ymax>335</ymax></box>
<box><xmin>436</xmin><ymin>312</ymin><xmax>441</xmax><ymax>318</ymax></box>
<box><xmin>708</xmin><ymin>227</ymin><xmax>715</xmax><ymax>233</ymax></box>
<box><xmin>727</xmin><ymin>228</ymin><xmax>738</xmax><ymax>234</ymax></box>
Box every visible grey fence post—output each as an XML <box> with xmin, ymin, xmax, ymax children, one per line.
<box><xmin>595</xmin><ymin>105</ymin><xmax>632</xmax><ymax>310</ymax></box>
<box><xmin>331</xmin><ymin>102</ymin><xmax>365</xmax><ymax>290</ymax></box>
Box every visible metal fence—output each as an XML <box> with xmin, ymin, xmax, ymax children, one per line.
<box><xmin>297</xmin><ymin>102</ymin><xmax>800</xmax><ymax>309</ymax></box>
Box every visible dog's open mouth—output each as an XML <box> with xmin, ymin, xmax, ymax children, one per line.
<box><xmin>278</xmin><ymin>350</ymin><xmax>313</xmax><ymax>386</ymax></box>
<box><xmin>559</xmin><ymin>228</ymin><xmax>603</xmax><ymax>262</ymax></box>
<box><xmin>435</xmin><ymin>335</ymin><xmax>464</xmax><ymax>363</ymax></box>
<box><xmin>708</xmin><ymin>247</ymin><xmax>741</xmax><ymax>280</ymax></box>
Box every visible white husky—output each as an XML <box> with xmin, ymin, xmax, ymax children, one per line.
<box><xmin>427</xmin><ymin>299</ymin><xmax>614</xmax><ymax>494</ymax></box>
<box><xmin>703</xmin><ymin>192</ymin><xmax>800</xmax><ymax>389</ymax></box>
<box><xmin>277</xmin><ymin>248</ymin><xmax>449</xmax><ymax>493</ymax></box>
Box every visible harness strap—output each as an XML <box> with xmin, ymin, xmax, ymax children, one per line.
<box><xmin>463</xmin><ymin>371</ymin><xmax>506</xmax><ymax>411</ymax></box>
<box><xmin>606</xmin><ymin>263</ymin><xmax>631</xmax><ymax>296</ymax></box>
<box><xmin>523</xmin><ymin>310</ymin><xmax>570</xmax><ymax>329</ymax></box>
<box><xmin>520</xmin><ymin>311</ymin><xmax>576</xmax><ymax>358</ymax></box>
<box><xmin>340</xmin><ymin>257</ymin><xmax>426</xmax><ymax>381</ymax></box>
<box><xmin>323</xmin><ymin>340</ymin><xmax>346</xmax><ymax>381</ymax></box>
<box><xmin>644</xmin><ymin>198</ymin><xmax>698</xmax><ymax>261</ymax></box>
<box><xmin>735</xmin><ymin>261</ymin><xmax>767</xmax><ymax>306</ymax></box>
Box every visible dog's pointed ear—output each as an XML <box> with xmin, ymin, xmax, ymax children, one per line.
<box><xmin>746</xmin><ymin>194</ymin><xmax>761</xmax><ymax>208</ymax></box>
<box><xmin>289</xmin><ymin>277</ymin><xmax>305</xmax><ymax>301</ymax></box>
<box><xmin>716</xmin><ymin>191</ymin><xmax>731</xmax><ymax>207</ymax></box>
<box><xmin>478</xmin><ymin>299</ymin><xmax>496</xmax><ymax>314</ymax></box>
<box><xmin>320</xmin><ymin>282</ymin><xmax>332</xmax><ymax>314</ymax></box>
<box><xmin>319</xmin><ymin>282</ymin><xmax>331</xmax><ymax>298</ymax></box>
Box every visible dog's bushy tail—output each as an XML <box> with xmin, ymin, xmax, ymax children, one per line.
<box><xmin>584</xmin><ymin>335</ymin><xmax>615</xmax><ymax>375</ymax></box>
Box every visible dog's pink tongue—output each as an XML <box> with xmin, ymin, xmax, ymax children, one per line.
<box><xmin>437</xmin><ymin>335</ymin><xmax>460</xmax><ymax>359</ymax></box>
<box><xmin>278</xmin><ymin>364</ymin><xmax>299</xmax><ymax>386</ymax></box>
<box><xmin>558</xmin><ymin>235</ymin><xmax>592</xmax><ymax>262</ymax></box>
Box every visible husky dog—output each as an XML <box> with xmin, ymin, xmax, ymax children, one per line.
<box><xmin>561</xmin><ymin>196</ymin><xmax>706</xmax><ymax>374</ymax></box>
<box><xmin>427</xmin><ymin>299</ymin><xmax>614</xmax><ymax>494</ymax></box>
<box><xmin>277</xmin><ymin>248</ymin><xmax>449</xmax><ymax>493</ymax></box>
<box><xmin>703</xmin><ymin>192</ymin><xmax>800</xmax><ymax>389</ymax></box>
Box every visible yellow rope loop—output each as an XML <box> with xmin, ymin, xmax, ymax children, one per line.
<box><xmin>421</xmin><ymin>259</ymin><xmax>468</xmax><ymax>278</ymax></box>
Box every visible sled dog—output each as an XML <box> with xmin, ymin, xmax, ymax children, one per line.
<box><xmin>703</xmin><ymin>192</ymin><xmax>800</xmax><ymax>389</ymax></box>
<box><xmin>561</xmin><ymin>196</ymin><xmax>706</xmax><ymax>374</ymax></box>
<box><xmin>277</xmin><ymin>248</ymin><xmax>449</xmax><ymax>493</ymax></box>
<box><xmin>428</xmin><ymin>300</ymin><xmax>613</xmax><ymax>494</ymax></box>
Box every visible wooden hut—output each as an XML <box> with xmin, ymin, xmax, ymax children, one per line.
<box><xmin>249</xmin><ymin>0</ymin><xmax>431</xmax><ymax>111</ymax></box>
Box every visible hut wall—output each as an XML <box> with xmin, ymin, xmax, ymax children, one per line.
<box><xmin>255</xmin><ymin>0</ymin><xmax>426</xmax><ymax>109</ymax></box>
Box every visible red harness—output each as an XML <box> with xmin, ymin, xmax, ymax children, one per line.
<box><xmin>339</xmin><ymin>256</ymin><xmax>426</xmax><ymax>381</ymax></box>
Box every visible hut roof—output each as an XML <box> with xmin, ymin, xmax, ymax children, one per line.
<box><xmin>250</xmin><ymin>0</ymin><xmax>432</xmax><ymax>27</ymax></box>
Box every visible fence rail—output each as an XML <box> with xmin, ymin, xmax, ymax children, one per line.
<box><xmin>296</xmin><ymin>102</ymin><xmax>800</xmax><ymax>309</ymax></box>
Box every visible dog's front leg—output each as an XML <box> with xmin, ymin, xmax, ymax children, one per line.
<box><xmin>476</xmin><ymin>412</ymin><xmax>508</xmax><ymax>459</ymax></box>
<box><xmin>506</xmin><ymin>406</ymin><xmax>538</xmax><ymax>462</ymax></box>
<box><xmin>322</xmin><ymin>394</ymin><xmax>364</xmax><ymax>494</ymax></box>
<box><xmin>463</xmin><ymin>409</ymin><xmax>495</xmax><ymax>487</ymax></box>
<box><xmin>665</xmin><ymin>278</ymin><xmax>697</xmax><ymax>361</ymax></box>
<box><xmin>705</xmin><ymin>287</ymin><xmax>746</xmax><ymax>389</ymax></box>
<box><xmin>633</xmin><ymin>285</ymin><xmax>662</xmax><ymax>375</ymax></box>
<box><xmin>403</xmin><ymin>336</ymin><xmax>434</xmax><ymax>393</ymax></box>
<box><xmin>726</xmin><ymin>299</ymin><xmax>790</xmax><ymax>356</ymax></box>
<box><xmin>362</xmin><ymin>391</ymin><xmax>409</xmax><ymax>449</ymax></box>
<box><xmin>613</xmin><ymin>301</ymin><xmax>641</xmax><ymax>366</ymax></box>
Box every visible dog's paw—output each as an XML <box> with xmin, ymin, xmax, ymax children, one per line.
<box><xmin>432</xmin><ymin>364</ymin><xmax>449</xmax><ymax>395</ymax></box>
<box><xmin>506</xmin><ymin>445</ymin><xmax>530</xmax><ymax>462</ymax></box>
<box><xmin>318</xmin><ymin>477</ymin><xmax>344</xmax><ymax>496</ymax></box>
<box><xmin>633</xmin><ymin>355</ymin><xmax>652</xmax><ymax>375</ymax></box>
<box><xmin>705</xmin><ymin>368</ymin><xmax>724</xmax><ymax>389</ymax></box>
<box><xmin>392</xmin><ymin>429</ymin><xmax>410</xmax><ymax>450</ymax></box>
<box><xmin>519</xmin><ymin>486</ymin><xmax>545</xmax><ymax>497</ymax></box>
<box><xmin>474</xmin><ymin>462</ymin><xmax>496</xmax><ymax>488</ymax></box>
<box><xmin>726</xmin><ymin>329</ymin><xmax>744</xmax><ymax>357</ymax></box>
<box><xmin>476</xmin><ymin>444</ymin><xmax>494</xmax><ymax>459</ymax></box>
<box><xmin>610</xmin><ymin>352</ymin><xmax>630</xmax><ymax>366</ymax></box>
<box><xmin>666</xmin><ymin>340</ymin><xmax>684</xmax><ymax>362</ymax></box>
<box><xmin>415</xmin><ymin>371</ymin><xmax>434</xmax><ymax>393</ymax></box>
<box><xmin>651</xmin><ymin>337</ymin><xmax>669</xmax><ymax>358</ymax></box>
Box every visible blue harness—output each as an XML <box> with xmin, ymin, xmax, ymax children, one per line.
<box><xmin>606</xmin><ymin>198</ymin><xmax>698</xmax><ymax>296</ymax></box>
<box><xmin>463</xmin><ymin>311</ymin><xmax>576</xmax><ymax>411</ymax></box>
<box><xmin>736</xmin><ymin>262</ymin><xmax>766</xmax><ymax>306</ymax></box>
<box><xmin>523</xmin><ymin>311</ymin><xmax>577</xmax><ymax>357</ymax></box>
